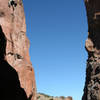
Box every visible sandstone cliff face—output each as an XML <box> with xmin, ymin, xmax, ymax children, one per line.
<box><xmin>37</xmin><ymin>93</ymin><xmax>72</xmax><ymax>100</ymax></box>
<box><xmin>82</xmin><ymin>0</ymin><xmax>100</xmax><ymax>100</ymax></box>
<box><xmin>0</xmin><ymin>0</ymin><xmax>36</xmax><ymax>100</ymax></box>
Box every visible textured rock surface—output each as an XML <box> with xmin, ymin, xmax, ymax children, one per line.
<box><xmin>37</xmin><ymin>93</ymin><xmax>73</xmax><ymax>100</ymax></box>
<box><xmin>82</xmin><ymin>0</ymin><xmax>100</xmax><ymax>100</ymax></box>
<box><xmin>0</xmin><ymin>0</ymin><xmax>36</xmax><ymax>100</ymax></box>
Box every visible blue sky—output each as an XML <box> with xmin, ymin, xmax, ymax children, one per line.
<box><xmin>23</xmin><ymin>0</ymin><xmax>88</xmax><ymax>100</ymax></box>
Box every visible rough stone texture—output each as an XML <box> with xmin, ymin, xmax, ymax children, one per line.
<box><xmin>0</xmin><ymin>0</ymin><xmax>36</xmax><ymax>100</ymax></box>
<box><xmin>37</xmin><ymin>93</ymin><xmax>73</xmax><ymax>100</ymax></box>
<box><xmin>82</xmin><ymin>0</ymin><xmax>100</xmax><ymax>100</ymax></box>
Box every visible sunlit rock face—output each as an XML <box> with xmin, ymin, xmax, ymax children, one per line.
<box><xmin>82</xmin><ymin>0</ymin><xmax>100</xmax><ymax>100</ymax></box>
<box><xmin>0</xmin><ymin>0</ymin><xmax>36</xmax><ymax>100</ymax></box>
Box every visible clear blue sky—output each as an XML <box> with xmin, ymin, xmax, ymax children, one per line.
<box><xmin>23</xmin><ymin>0</ymin><xmax>88</xmax><ymax>100</ymax></box>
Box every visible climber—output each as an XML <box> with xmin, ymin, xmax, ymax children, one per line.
<box><xmin>8</xmin><ymin>0</ymin><xmax>17</xmax><ymax>11</ymax></box>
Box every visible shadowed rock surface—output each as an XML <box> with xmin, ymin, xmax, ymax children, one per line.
<box><xmin>0</xmin><ymin>25</ymin><xmax>28</xmax><ymax>100</ymax></box>
<box><xmin>0</xmin><ymin>60</ymin><xmax>28</xmax><ymax>100</ymax></box>
<box><xmin>37</xmin><ymin>93</ymin><xmax>73</xmax><ymax>100</ymax></box>
<box><xmin>82</xmin><ymin>0</ymin><xmax>100</xmax><ymax>100</ymax></box>
<box><xmin>0</xmin><ymin>0</ymin><xmax>36</xmax><ymax>100</ymax></box>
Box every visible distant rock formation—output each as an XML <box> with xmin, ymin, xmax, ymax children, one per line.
<box><xmin>37</xmin><ymin>93</ymin><xmax>73</xmax><ymax>100</ymax></box>
<box><xmin>82</xmin><ymin>0</ymin><xmax>100</xmax><ymax>100</ymax></box>
<box><xmin>0</xmin><ymin>0</ymin><xmax>36</xmax><ymax>100</ymax></box>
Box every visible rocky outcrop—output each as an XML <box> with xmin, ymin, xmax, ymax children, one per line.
<box><xmin>37</xmin><ymin>93</ymin><xmax>73</xmax><ymax>100</ymax></box>
<box><xmin>82</xmin><ymin>0</ymin><xmax>100</xmax><ymax>100</ymax></box>
<box><xmin>0</xmin><ymin>0</ymin><xmax>36</xmax><ymax>100</ymax></box>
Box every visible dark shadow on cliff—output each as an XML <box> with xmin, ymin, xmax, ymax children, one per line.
<box><xmin>88</xmin><ymin>2</ymin><xmax>100</xmax><ymax>50</ymax></box>
<box><xmin>88</xmin><ymin>26</ymin><xmax>100</xmax><ymax>50</ymax></box>
<box><xmin>0</xmin><ymin>25</ymin><xmax>28</xmax><ymax>100</ymax></box>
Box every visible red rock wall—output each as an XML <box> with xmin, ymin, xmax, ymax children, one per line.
<box><xmin>82</xmin><ymin>0</ymin><xmax>100</xmax><ymax>100</ymax></box>
<box><xmin>0</xmin><ymin>0</ymin><xmax>36</xmax><ymax>100</ymax></box>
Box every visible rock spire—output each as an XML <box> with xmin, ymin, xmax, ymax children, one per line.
<box><xmin>82</xmin><ymin>0</ymin><xmax>100</xmax><ymax>100</ymax></box>
<box><xmin>0</xmin><ymin>0</ymin><xmax>36</xmax><ymax>100</ymax></box>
